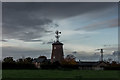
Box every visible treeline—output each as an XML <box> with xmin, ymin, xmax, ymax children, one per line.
<box><xmin>2</xmin><ymin>57</ymin><xmax>36</xmax><ymax>69</ymax></box>
<box><xmin>2</xmin><ymin>55</ymin><xmax>78</xmax><ymax>69</ymax></box>
<box><xmin>1</xmin><ymin>56</ymin><xmax>120</xmax><ymax>70</ymax></box>
<box><xmin>104</xmin><ymin>61</ymin><xmax>120</xmax><ymax>70</ymax></box>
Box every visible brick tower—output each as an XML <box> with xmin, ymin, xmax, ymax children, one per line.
<box><xmin>51</xmin><ymin>30</ymin><xmax>64</xmax><ymax>63</ymax></box>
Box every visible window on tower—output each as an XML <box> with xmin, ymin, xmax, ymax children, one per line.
<box><xmin>54</xmin><ymin>47</ymin><xmax>56</xmax><ymax>49</ymax></box>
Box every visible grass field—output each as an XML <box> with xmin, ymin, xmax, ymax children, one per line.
<box><xmin>2</xmin><ymin>69</ymin><xmax>120</xmax><ymax>80</ymax></box>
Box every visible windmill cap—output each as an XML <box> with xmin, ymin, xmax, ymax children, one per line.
<box><xmin>52</xmin><ymin>41</ymin><xmax>63</xmax><ymax>45</ymax></box>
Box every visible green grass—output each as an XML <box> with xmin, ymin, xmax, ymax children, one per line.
<box><xmin>2</xmin><ymin>69</ymin><xmax>120</xmax><ymax>80</ymax></box>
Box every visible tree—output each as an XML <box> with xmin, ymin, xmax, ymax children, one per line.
<box><xmin>107</xmin><ymin>58</ymin><xmax>112</xmax><ymax>63</ymax></box>
<box><xmin>38</xmin><ymin>56</ymin><xmax>47</xmax><ymax>60</ymax></box>
<box><xmin>65</xmin><ymin>54</ymin><xmax>76</xmax><ymax>61</ymax></box>
<box><xmin>61</xmin><ymin>54</ymin><xmax>77</xmax><ymax>65</ymax></box>
<box><xmin>16</xmin><ymin>58</ymin><xmax>24</xmax><ymax>63</ymax></box>
<box><xmin>3</xmin><ymin>57</ymin><xmax>15</xmax><ymax>63</ymax></box>
<box><xmin>24</xmin><ymin>57</ymin><xmax>33</xmax><ymax>63</ymax></box>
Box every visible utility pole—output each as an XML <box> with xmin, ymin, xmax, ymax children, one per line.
<box><xmin>96</xmin><ymin>49</ymin><xmax>104</xmax><ymax>61</ymax></box>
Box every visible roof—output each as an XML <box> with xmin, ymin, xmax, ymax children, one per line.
<box><xmin>33</xmin><ymin>58</ymin><xmax>46</xmax><ymax>63</ymax></box>
<box><xmin>79</xmin><ymin>61</ymin><xmax>108</xmax><ymax>67</ymax></box>
<box><xmin>52</xmin><ymin>41</ymin><xmax>63</xmax><ymax>45</ymax></box>
<box><xmin>79</xmin><ymin>61</ymin><xmax>99</xmax><ymax>67</ymax></box>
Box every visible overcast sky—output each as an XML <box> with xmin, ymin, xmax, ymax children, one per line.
<box><xmin>1</xmin><ymin>2</ymin><xmax>118</xmax><ymax>61</ymax></box>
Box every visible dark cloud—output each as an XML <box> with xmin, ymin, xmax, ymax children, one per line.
<box><xmin>20</xmin><ymin>39</ymin><xmax>42</xmax><ymax>42</ymax></box>
<box><xmin>1</xmin><ymin>39</ymin><xmax>8</xmax><ymax>42</ymax></box>
<box><xmin>54</xmin><ymin>24</ymin><xmax>59</xmax><ymax>27</ymax></box>
<box><xmin>113</xmin><ymin>51</ymin><xmax>120</xmax><ymax>56</ymax></box>
<box><xmin>44</xmin><ymin>30</ymin><xmax>53</xmax><ymax>33</ymax></box>
<box><xmin>41</xmin><ymin>41</ymin><xmax>53</xmax><ymax>45</ymax></box>
<box><xmin>72</xmin><ymin>51</ymin><xmax>77</xmax><ymax>54</ymax></box>
<box><xmin>3</xmin><ymin>15</ymin><xmax>53</xmax><ymax>41</ymax></box>
<box><xmin>2</xmin><ymin>2</ymin><xmax>117</xmax><ymax>41</ymax></box>
<box><xmin>47</xmin><ymin>41</ymin><xmax>53</xmax><ymax>44</ymax></box>
<box><xmin>3</xmin><ymin>2</ymin><xmax>116</xmax><ymax>19</ymax></box>
<box><xmin>42</xmin><ymin>42</ymin><xmax>46</xmax><ymax>45</ymax></box>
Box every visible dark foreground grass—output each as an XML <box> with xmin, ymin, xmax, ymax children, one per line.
<box><xmin>2</xmin><ymin>69</ymin><xmax>120</xmax><ymax>80</ymax></box>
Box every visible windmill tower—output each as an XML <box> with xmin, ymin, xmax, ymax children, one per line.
<box><xmin>51</xmin><ymin>30</ymin><xmax>64</xmax><ymax>63</ymax></box>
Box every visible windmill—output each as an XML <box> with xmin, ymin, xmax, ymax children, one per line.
<box><xmin>51</xmin><ymin>30</ymin><xmax>64</xmax><ymax>63</ymax></box>
<box><xmin>95</xmin><ymin>49</ymin><xmax>104</xmax><ymax>61</ymax></box>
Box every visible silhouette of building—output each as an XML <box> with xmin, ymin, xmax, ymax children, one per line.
<box><xmin>51</xmin><ymin>30</ymin><xmax>64</xmax><ymax>63</ymax></box>
<box><xmin>78</xmin><ymin>61</ymin><xmax>108</xmax><ymax>70</ymax></box>
<box><xmin>32</xmin><ymin>56</ymin><xmax>49</xmax><ymax>68</ymax></box>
